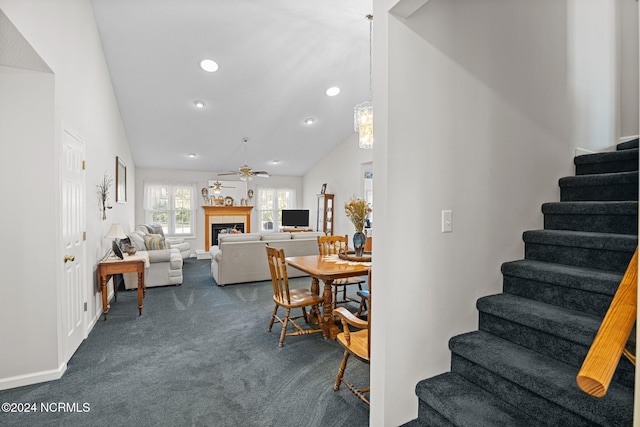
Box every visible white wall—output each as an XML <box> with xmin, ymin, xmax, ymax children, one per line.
<box><xmin>302</xmin><ymin>133</ymin><xmax>373</xmax><ymax>237</ymax></box>
<box><xmin>135</xmin><ymin>169</ymin><xmax>302</xmax><ymax>252</ymax></box>
<box><xmin>620</xmin><ymin>0</ymin><xmax>639</xmax><ymax>139</ymax></box>
<box><xmin>0</xmin><ymin>68</ymin><xmax>58</xmax><ymax>384</ymax></box>
<box><xmin>371</xmin><ymin>0</ymin><xmax>592</xmax><ymax>424</ymax></box>
<box><xmin>0</xmin><ymin>0</ymin><xmax>132</xmax><ymax>389</ymax></box>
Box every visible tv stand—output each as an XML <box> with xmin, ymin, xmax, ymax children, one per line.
<box><xmin>282</xmin><ymin>227</ymin><xmax>313</xmax><ymax>233</ymax></box>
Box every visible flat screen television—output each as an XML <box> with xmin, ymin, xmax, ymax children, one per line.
<box><xmin>281</xmin><ymin>209</ymin><xmax>310</xmax><ymax>227</ymax></box>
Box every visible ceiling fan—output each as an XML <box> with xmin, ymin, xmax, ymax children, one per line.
<box><xmin>208</xmin><ymin>180</ymin><xmax>235</xmax><ymax>195</ymax></box>
<box><xmin>218</xmin><ymin>137</ymin><xmax>271</xmax><ymax>181</ymax></box>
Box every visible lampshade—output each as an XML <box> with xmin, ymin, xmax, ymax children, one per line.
<box><xmin>105</xmin><ymin>223</ymin><xmax>127</xmax><ymax>239</ymax></box>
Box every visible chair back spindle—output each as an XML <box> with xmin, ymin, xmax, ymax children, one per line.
<box><xmin>318</xmin><ymin>235</ymin><xmax>349</xmax><ymax>256</ymax></box>
<box><xmin>266</xmin><ymin>246</ymin><xmax>291</xmax><ymax>305</ymax></box>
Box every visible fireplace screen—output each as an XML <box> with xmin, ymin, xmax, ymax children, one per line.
<box><xmin>211</xmin><ymin>223</ymin><xmax>245</xmax><ymax>245</ymax></box>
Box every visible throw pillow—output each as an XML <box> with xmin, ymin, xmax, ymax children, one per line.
<box><xmin>128</xmin><ymin>232</ymin><xmax>146</xmax><ymax>251</ymax></box>
<box><xmin>144</xmin><ymin>234</ymin><xmax>166</xmax><ymax>250</ymax></box>
<box><xmin>146</xmin><ymin>223</ymin><xmax>164</xmax><ymax>236</ymax></box>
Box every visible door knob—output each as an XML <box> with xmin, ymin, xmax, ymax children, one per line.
<box><xmin>64</xmin><ymin>255</ymin><xmax>75</xmax><ymax>263</ymax></box>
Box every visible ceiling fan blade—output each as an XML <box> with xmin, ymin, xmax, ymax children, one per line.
<box><xmin>253</xmin><ymin>172</ymin><xmax>271</xmax><ymax>178</ymax></box>
<box><xmin>217</xmin><ymin>171</ymin><xmax>239</xmax><ymax>176</ymax></box>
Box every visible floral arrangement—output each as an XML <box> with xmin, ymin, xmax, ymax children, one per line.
<box><xmin>344</xmin><ymin>197</ymin><xmax>372</xmax><ymax>233</ymax></box>
<box><xmin>97</xmin><ymin>173</ymin><xmax>113</xmax><ymax>220</ymax></box>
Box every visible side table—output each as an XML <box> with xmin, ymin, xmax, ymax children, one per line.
<box><xmin>97</xmin><ymin>252</ymin><xmax>149</xmax><ymax>320</ymax></box>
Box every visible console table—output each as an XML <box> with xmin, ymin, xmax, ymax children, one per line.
<box><xmin>97</xmin><ymin>252</ymin><xmax>149</xmax><ymax>320</ymax></box>
<box><xmin>282</xmin><ymin>227</ymin><xmax>313</xmax><ymax>232</ymax></box>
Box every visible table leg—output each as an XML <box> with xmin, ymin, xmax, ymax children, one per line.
<box><xmin>310</xmin><ymin>277</ymin><xmax>319</xmax><ymax>296</ymax></box>
<box><xmin>137</xmin><ymin>270</ymin><xmax>144</xmax><ymax>316</ymax></box>
<box><xmin>100</xmin><ymin>275</ymin><xmax>110</xmax><ymax>321</ymax></box>
<box><xmin>322</xmin><ymin>279</ymin><xmax>339</xmax><ymax>339</ymax></box>
<box><xmin>141</xmin><ymin>270</ymin><xmax>146</xmax><ymax>298</ymax></box>
<box><xmin>306</xmin><ymin>277</ymin><xmax>321</xmax><ymax>325</ymax></box>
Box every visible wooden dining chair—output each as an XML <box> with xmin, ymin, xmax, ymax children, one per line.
<box><xmin>333</xmin><ymin>270</ymin><xmax>371</xmax><ymax>404</ymax></box>
<box><xmin>265</xmin><ymin>245</ymin><xmax>326</xmax><ymax>347</ymax></box>
<box><xmin>317</xmin><ymin>235</ymin><xmax>366</xmax><ymax>310</ymax></box>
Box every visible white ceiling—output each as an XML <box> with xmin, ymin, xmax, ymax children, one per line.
<box><xmin>90</xmin><ymin>0</ymin><xmax>373</xmax><ymax>178</ymax></box>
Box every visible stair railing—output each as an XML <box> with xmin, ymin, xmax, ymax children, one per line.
<box><xmin>576</xmin><ymin>247</ymin><xmax>637</xmax><ymax>397</ymax></box>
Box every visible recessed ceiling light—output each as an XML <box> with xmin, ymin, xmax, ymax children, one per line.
<box><xmin>199</xmin><ymin>59</ymin><xmax>219</xmax><ymax>72</ymax></box>
<box><xmin>272</xmin><ymin>160</ymin><xmax>280</xmax><ymax>165</ymax></box>
<box><xmin>187</xmin><ymin>153</ymin><xmax>197</xmax><ymax>158</ymax></box>
<box><xmin>194</xmin><ymin>100</ymin><xmax>206</xmax><ymax>109</ymax></box>
<box><xmin>325</xmin><ymin>87</ymin><xmax>340</xmax><ymax>96</ymax></box>
<box><xmin>304</xmin><ymin>117</ymin><xmax>316</xmax><ymax>125</ymax></box>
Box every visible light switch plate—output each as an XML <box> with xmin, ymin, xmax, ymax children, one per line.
<box><xmin>442</xmin><ymin>210</ymin><xmax>453</xmax><ymax>233</ymax></box>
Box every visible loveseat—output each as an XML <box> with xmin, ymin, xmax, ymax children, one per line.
<box><xmin>210</xmin><ymin>231</ymin><xmax>325</xmax><ymax>286</ymax></box>
<box><xmin>122</xmin><ymin>227</ymin><xmax>184</xmax><ymax>289</ymax></box>
<box><xmin>136</xmin><ymin>223</ymin><xmax>191</xmax><ymax>259</ymax></box>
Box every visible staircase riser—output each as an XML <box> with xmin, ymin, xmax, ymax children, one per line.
<box><xmin>544</xmin><ymin>214</ymin><xmax>637</xmax><ymax>235</ymax></box>
<box><xmin>617</xmin><ymin>139</ymin><xmax>639</xmax><ymax>150</ymax></box>
<box><xmin>576</xmin><ymin>160</ymin><xmax>638</xmax><ymax>176</ymax></box>
<box><xmin>503</xmin><ymin>275</ymin><xmax>612</xmax><ymax>317</ymax></box>
<box><xmin>417</xmin><ymin>402</ymin><xmax>455</xmax><ymax>427</ymax></box>
<box><xmin>560</xmin><ymin>184</ymin><xmax>637</xmax><ymax>202</ymax></box>
<box><xmin>525</xmin><ymin>243</ymin><xmax>634</xmax><ymax>273</ymax></box>
<box><xmin>450</xmin><ymin>354</ymin><xmax>588</xmax><ymax>426</ymax></box>
<box><xmin>478</xmin><ymin>312</ymin><xmax>587</xmax><ymax>367</ymax></box>
<box><xmin>478</xmin><ymin>313</ymin><xmax>635</xmax><ymax>389</ymax></box>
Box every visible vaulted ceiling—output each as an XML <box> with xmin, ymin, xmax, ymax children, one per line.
<box><xmin>91</xmin><ymin>0</ymin><xmax>373</xmax><ymax>177</ymax></box>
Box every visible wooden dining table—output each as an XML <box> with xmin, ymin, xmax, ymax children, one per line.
<box><xmin>285</xmin><ymin>254</ymin><xmax>370</xmax><ymax>339</ymax></box>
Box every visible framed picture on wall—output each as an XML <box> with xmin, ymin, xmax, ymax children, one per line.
<box><xmin>116</xmin><ymin>156</ymin><xmax>127</xmax><ymax>203</ymax></box>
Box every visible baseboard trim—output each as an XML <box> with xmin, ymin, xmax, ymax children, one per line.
<box><xmin>575</xmin><ymin>147</ymin><xmax>596</xmax><ymax>157</ymax></box>
<box><xmin>0</xmin><ymin>363</ymin><xmax>67</xmax><ymax>391</ymax></box>
<box><xmin>619</xmin><ymin>135</ymin><xmax>638</xmax><ymax>143</ymax></box>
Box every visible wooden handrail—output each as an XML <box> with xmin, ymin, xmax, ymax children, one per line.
<box><xmin>576</xmin><ymin>247</ymin><xmax>638</xmax><ymax>397</ymax></box>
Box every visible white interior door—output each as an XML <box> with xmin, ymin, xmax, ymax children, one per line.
<box><xmin>61</xmin><ymin>126</ymin><xmax>86</xmax><ymax>361</ymax></box>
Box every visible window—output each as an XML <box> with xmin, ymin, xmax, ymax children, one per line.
<box><xmin>144</xmin><ymin>183</ymin><xmax>196</xmax><ymax>236</ymax></box>
<box><xmin>257</xmin><ymin>187</ymin><xmax>296</xmax><ymax>232</ymax></box>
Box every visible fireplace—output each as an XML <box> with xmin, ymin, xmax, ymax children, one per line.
<box><xmin>211</xmin><ymin>223</ymin><xmax>245</xmax><ymax>246</ymax></box>
<box><xmin>202</xmin><ymin>205</ymin><xmax>253</xmax><ymax>250</ymax></box>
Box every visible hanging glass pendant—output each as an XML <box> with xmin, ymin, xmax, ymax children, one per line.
<box><xmin>354</xmin><ymin>101</ymin><xmax>373</xmax><ymax>149</ymax></box>
<box><xmin>354</xmin><ymin>14</ymin><xmax>373</xmax><ymax>150</ymax></box>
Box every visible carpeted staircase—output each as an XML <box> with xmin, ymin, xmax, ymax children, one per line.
<box><xmin>409</xmin><ymin>139</ymin><xmax>638</xmax><ymax>426</ymax></box>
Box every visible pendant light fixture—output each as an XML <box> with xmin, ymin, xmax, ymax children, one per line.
<box><xmin>354</xmin><ymin>14</ymin><xmax>373</xmax><ymax>150</ymax></box>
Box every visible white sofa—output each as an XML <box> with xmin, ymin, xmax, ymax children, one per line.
<box><xmin>123</xmin><ymin>229</ymin><xmax>184</xmax><ymax>288</ymax></box>
<box><xmin>210</xmin><ymin>231</ymin><xmax>325</xmax><ymax>286</ymax></box>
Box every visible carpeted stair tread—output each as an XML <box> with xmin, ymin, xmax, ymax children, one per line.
<box><xmin>475</xmin><ymin>294</ymin><xmax>638</xmax><ymax>387</ymax></box>
<box><xmin>415</xmin><ymin>373</ymin><xmax>538</xmax><ymax>427</ymax></box>
<box><xmin>559</xmin><ymin>171</ymin><xmax>638</xmax><ymax>188</ymax></box>
<box><xmin>574</xmin><ymin>148</ymin><xmax>638</xmax><ymax>166</ymax></box>
<box><xmin>477</xmin><ymin>294</ymin><xmax>600</xmax><ymax>347</ymax></box>
<box><xmin>574</xmin><ymin>148</ymin><xmax>638</xmax><ymax>175</ymax></box>
<box><xmin>449</xmin><ymin>331</ymin><xmax>633</xmax><ymax>426</ymax></box>
<box><xmin>523</xmin><ymin>229</ymin><xmax>637</xmax><ymax>252</ymax></box>
<box><xmin>617</xmin><ymin>138</ymin><xmax>639</xmax><ymax>150</ymax></box>
<box><xmin>559</xmin><ymin>171</ymin><xmax>638</xmax><ymax>202</ymax></box>
<box><xmin>524</xmin><ymin>229</ymin><xmax>637</xmax><ymax>272</ymax></box>
<box><xmin>501</xmin><ymin>259</ymin><xmax>622</xmax><ymax>296</ymax></box>
<box><xmin>542</xmin><ymin>201</ymin><xmax>638</xmax><ymax>234</ymax></box>
<box><xmin>542</xmin><ymin>201</ymin><xmax>637</xmax><ymax>215</ymax></box>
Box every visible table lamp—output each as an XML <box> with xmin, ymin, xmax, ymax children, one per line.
<box><xmin>106</xmin><ymin>223</ymin><xmax>127</xmax><ymax>259</ymax></box>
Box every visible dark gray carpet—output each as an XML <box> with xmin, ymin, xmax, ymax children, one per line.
<box><xmin>0</xmin><ymin>259</ymin><xmax>369</xmax><ymax>427</ymax></box>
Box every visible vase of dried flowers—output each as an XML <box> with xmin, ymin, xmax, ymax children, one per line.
<box><xmin>344</xmin><ymin>197</ymin><xmax>372</xmax><ymax>257</ymax></box>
